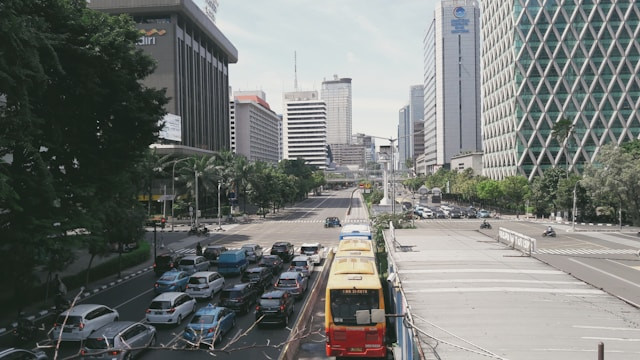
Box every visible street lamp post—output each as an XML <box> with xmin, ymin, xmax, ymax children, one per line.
<box><xmin>572</xmin><ymin>182</ymin><xmax>577</xmax><ymax>231</ymax></box>
<box><xmin>216</xmin><ymin>180</ymin><xmax>223</xmax><ymax>231</ymax></box>
<box><xmin>171</xmin><ymin>158</ymin><xmax>191</xmax><ymax>231</ymax></box>
<box><xmin>194</xmin><ymin>167</ymin><xmax>199</xmax><ymax>229</ymax></box>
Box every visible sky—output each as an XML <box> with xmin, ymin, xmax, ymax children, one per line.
<box><xmin>212</xmin><ymin>0</ymin><xmax>440</xmax><ymax>143</ymax></box>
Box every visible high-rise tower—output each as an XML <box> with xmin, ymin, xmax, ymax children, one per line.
<box><xmin>282</xmin><ymin>91</ymin><xmax>327</xmax><ymax>169</ymax></box>
<box><xmin>321</xmin><ymin>76</ymin><xmax>353</xmax><ymax>145</ymax></box>
<box><xmin>481</xmin><ymin>0</ymin><xmax>640</xmax><ymax>180</ymax></box>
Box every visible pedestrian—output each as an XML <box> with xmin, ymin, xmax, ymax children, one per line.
<box><xmin>196</xmin><ymin>242</ymin><xmax>203</xmax><ymax>256</ymax></box>
<box><xmin>54</xmin><ymin>274</ymin><xmax>67</xmax><ymax>296</ymax></box>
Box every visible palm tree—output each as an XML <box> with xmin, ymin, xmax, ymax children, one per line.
<box><xmin>552</xmin><ymin>118</ymin><xmax>574</xmax><ymax>177</ymax></box>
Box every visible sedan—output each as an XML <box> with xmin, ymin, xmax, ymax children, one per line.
<box><xmin>183</xmin><ymin>304</ymin><xmax>236</xmax><ymax>346</ymax></box>
<box><xmin>154</xmin><ymin>269</ymin><xmax>189</xmax><ymax>293</ymax></box>
<box><xmin>241</xmin><ymin>244</ymin><xmax>263</xmax><ymax>263</ymax></box>
<box><xmin>477</xmin><ymin>209</ymin><xmax>491</xmax><ymax>218</ymax></box>
<box><xmin>258</xmin><ymin>255</ymin><xmax>284</xmax><ymax>275</ymax></box>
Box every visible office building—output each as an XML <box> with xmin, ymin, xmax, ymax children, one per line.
<box><xmin>282</xmin><ymin>91</ymin><xmax>327</xmax><ymax>169</ymax></box>
<box><xmin>230</xmin><ymin>91</ymin><xmax>281</xmax><ymax>164</ymax></box>
<box><xmin>481</xmin><ymin>0</ymin><xmax>640</xmax><ymax>180</ymax></box>
<box><xmin>422</xmin><ymin>0</ymin><xmax>482</xmax><ymax>172</ymax></box>
<box><xmin>89</xmin><ymin>0</ymin><xmax>238</xmax><ymax>155</ymax></box>
<box><xmin>353</xmin><ymin>133</ymin><xmax>376</xmax><ymax>165</ymax></box>
<box><xmin>398</xmin><ymin>105</ymin><xmax>411</xmax><ymax>171</ymax></box>
<box><xmin>321</xmin><ymin>76</ymin><xmax>352</xmax><ymax>145</ymax></box>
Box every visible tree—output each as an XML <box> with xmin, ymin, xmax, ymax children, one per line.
<box><xmin>552</xmin><ymin>118</ymin><xmax>574</xmax><ymax>176</ymax></box>
<box><xmin>476</xmin><ymin>179</ymin><xmax>503</xmax><ymax>208</ymax></box>
<box><xmin>499</xmin><ymin>176</ymin><xmax>530</xmax><ymax>216</ymax></box>
<box><xmin>0</xmin><ymin>0</ymin><xmax>167</xmax><ymax>299</ymax></box>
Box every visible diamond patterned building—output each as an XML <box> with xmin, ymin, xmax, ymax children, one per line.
<box><xmin>481</xmin><ymin>0</ymin><xmax>640</xmax><ymax>180</ymax></box>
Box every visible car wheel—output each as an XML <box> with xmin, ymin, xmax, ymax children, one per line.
<box><xmin>177</xmin><ymin>314</ymin><xmax>183</xmax><ymax>325</ymax></box>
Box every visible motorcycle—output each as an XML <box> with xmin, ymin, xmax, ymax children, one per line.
<box><xmin>188</xmin><ymin>225</ymin><xmax>209</xmax><ymax>236</ymax></box>
<box><xmin>13</xmin><ymin>314</ymin><xmax>38</xmax><ymax>345</ymax></box>
<box><xmin>480</xmin><ymin>222</ymin><xmax>492</xmax><ymax>229</ymax></box>
<box><xmin>542</xmin><ymin>228</ymin><xmax>556</xmax><ymax>237</ymax></box>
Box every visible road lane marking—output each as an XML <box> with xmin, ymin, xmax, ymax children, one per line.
<box><xmin>568</xmin><ymin>258</ymin><xmax>640</xmax><ymax>290</ymax></box>
<box><xmin>114</xmin><ymin>288</ymin><xmax>153</xmax><ymax>309</ymax></box>
<box><xmin>403</xmin><ymin>279</ymin><xmax>583</xmax><ymax>285</ymax></box>
<box><xmin>574</xmin><ymin>325</ymin><xmax>640</xmax><ymax>332</ymax></box>
<box><xmin>404</xmin><ymin>287</ymin><xmax>604</xmax><ymax>294</ymax></box>
<box><xmin>399</xmin><ymin>269</ymin><xmax>566</xmax><ymax>274</ymax></box>
<box><xmin>582</xmin><ymin>337</ymin><xmax>640</xmax><ymax>342</ymax></box>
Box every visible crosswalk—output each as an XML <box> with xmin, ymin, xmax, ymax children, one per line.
<box><xmin>174</xmin><ymin>246</ymin><xmax>334</xmax><ymax>256</ymax></box>
<box><xmin>535</xmin><ymin>248</ymin><xmax>640</xmax><ymax>256</ymax></box>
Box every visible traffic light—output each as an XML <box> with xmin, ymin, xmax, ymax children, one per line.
<box><xmin>160</xmin><ymin>217</ymin><xmax>166</xmax><ymax>229</ymax></box>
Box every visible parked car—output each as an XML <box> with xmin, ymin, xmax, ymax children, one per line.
<box><xmin>183</xmin><ymin>304</ymin><xmax>236</xmax><ymax>346</ymax></box>
<box><xmin>466</xmin><ymin>207</ymin><xmax>477</xmax><ymax>218</ymax></box>
<box><xmin>178</xmin><ymin>255</ymin><xmax>210</xmax><ymax>275</ymax></box>
<box><xmin>300</xmin><ymin>243</ymin><xmax>324</xmax><ymax>265</ymax></box>
<box><xmin>203</xmin><ymin>245</ymin><xmax>228</xmax><ymax>263</ymax></box>
<box><xmin>255</xmin><ymin>290</ymin><xmax>295</xmax><ymax>327</ymax></box>
<box><xmin>219</xmin><ymin>283</ymin><xmax>259</xmax><ymax>314</ymax></box>
<box><xmin>153</xmin><ymin>251</ymin><xmax>184</xmax><ymax>276</ymax></box>
<box><xmin>154</xmin><ymin>269</ymin><xmax>190</xmax><ymax>293</ymax></box>
<box><xmin>241</xmin><ymin>244</ymin><xmax>263</xmax><ymax>263</ymax></box>
<box><xmin>478</xmin><ymin>209</ymin><xmax>491</xmax><ymax>218</ymax></box>
<box><xmin>145</xmin><ymin>292</ymin><xmax>196</xmax><ymax>326</ymax></box>
<box><xmin>0</xmin><ymin>348</ymin><xmax>47</xmax><ymax>360</ymax></box>
<box><xmin>270</xmin><ymin>241</ymin><xmax>295</xmax><ymax>262</ymax></box>
<box><xmin>185</xmin><ymin>271</ymin><xmax>225</xmax><ymax>300</ymax></box>
<box><xmin>274</xmin><ymin>271</ymin><xmax>308</xmax><ymax>300</ymax></box>
<box><xmin>324</xmin><ymin>217</ymin><xmax>342</xmax><ymax>228</ymax></box>
<box><xmin>52</xmin><ymin>304</ymin><xmax>119</xmax><ymax>341</ymax></box>
<box><xmin>449</xmin><ymin>208</ymin><xmax>462</xmax><ymax>219</ymax></box>
<box><xmin>434</xmin><ymin>209</ymin><xmax>447</xmax><ymax>219</ymax></box>
<box><xmin>421</xmin><ymin>208</ymin><xmax>434</xmax><ymax>219</ymax></box>
<box><xmin>257</xmin><ymin>255</ymin><xmax>284</xmax><ymax>275</ymax></box>
<box><xmin>217</xmin><ymin>249</ymin><xmax>249</xmax><ymax>276</ymax></box>
<box><xmin>241</xmin><ymin>267</ymin><xmax>273</xmax><ymax>294</ymax></box>
<box><xmin>81</xmin><ymin>321</ymin><xmax>156</xmax><ymax>360</ymax></box>
<box><xmin>288</xmin><ymin>255</ymin><xmax>314</xmax><ymax>278</ymax></box>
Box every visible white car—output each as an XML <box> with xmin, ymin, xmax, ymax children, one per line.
<box><xmin>52</xmin><ymin>304</ymin><xmax>119</xmax><ymax>341</ymax></box>
<box><xmin>421</xmin><ymin>208</ymin><xmax>434</xmax><ymax>219</ymax></box>
<box><xmin>185</xmin><ymin>271</ymin><xmax>225</xmax><ymax>300</ymax></box>
<box><xmin>288</xmin><ymin>255</ymin><xmax>314</xmax><ymax>278</ymax></box>
<box><xmin>300</xmin><ymin>243</ymin><xmax>324</xmax><ymax>265</ymax></box>
<box><xmin>145</xmin><ymin>292</ymin><xmax>196</xmax><ymax>326</ymax></box>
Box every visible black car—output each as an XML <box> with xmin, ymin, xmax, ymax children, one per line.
<box><xmin>270</xmin><ymin>242</ymin><xmax>295</xmax><ymax>262</ymax></box>
<box><xmin>255</xmin><ymin>290</ymin><xmax>295</xmax><ymax>327</ymax></box>
<box><xmin>258</xmin><ymin>255</ymin><xmax>284</xmax><ymax>275</ymax></box>
<box><xmin>241</xmin><ymin>267</ymin><xmax>273</xmax><ymax>294</ymax></box>
<box><xmin>219</xmin><ymin>283</ymin><xmax>259</xmax><ymax>314</ymax></box>
<box><xmin>324</xmin><ymin>217</ymin><xmax>342</xmax><ymax>228</ymax></box>
<box><xmin>203</xmin><ymin>245</ymin><xmax>228</xmax><ymax>263</ymax></box>
<box><xmin>153</xmin><ymin>251</ymin><xmax>185</xmax><ymax>276</ymax></box>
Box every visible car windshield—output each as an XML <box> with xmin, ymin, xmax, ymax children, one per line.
<box><xmin>272</xmin><ymin>245</ymin><xmax>287</xmax><ymax>251</ymax></box>
<box><xmin>221</xmin><ymin>290</ymin><xmax>242</xmax><ymax>299</ymax></box>
<box><xmin>260</xmin><ymin>258</ymin><xmax>276</xmax><ymax>264</ymax></box>
<box><xmin>190</xmin><ymin>314</ymin><xmax>215</xmax><ymax>324</ymax></box>
<box><xmin>291</xmin><ymin>260</ymin><xmax>308</xmax><ymax>267</ymax></box>
<box><xmin>56</xmin><ymin>315</ymin><xmax>81</xmax><ymax>325</ymax></box>
<box><xmin>84</xmin><ymin>337</ymin><xmax>115</xmax><ymax>349</ymax></box>
<box><xmin>278</xmin><ymin>279</ymin><xmax>297</xmax><ymax>286</ymax></box>
<box><xmin>148</xmin><ymin>301</ymin><xmax>171</xmax><ymax>310</ymax></box>
<box><xmin>259</xmin><ymin>299</ymin><xmax>281</xmax><ymax>308</ymax></box>
<box><xmin>188</xmin><ymin>277</ymin><xmax>206</xmax><ymax>285</ymax></box>
<box><xmin>301</xmin><ymin>246</ymin><xmax>318</xmax><ymax>254</ymax></box>
<box><xmin>159</xmin><ymin>274</ymin><xmax>177</xmax><ymax>281</ymax></box>
<box><xmin>155</xmin><ymin>256</ymin><xmax>172</xmax><ymax>265</ymax></box>
<box><xmin>178</xmin><ymin>259</ymin><xmax>194</xmax><ymax>266</ymax></box>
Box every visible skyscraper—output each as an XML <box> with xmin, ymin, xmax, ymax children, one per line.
<box><xmin>421</xmin><ymin>0</ymin><xmax>482</xmax><ymax>173</ymax></box>
<box><xmin>282</xmin><ymin>91</ymin><xmax>327</xmax><ymax>169</ymax></box>
<box><xmin>321</xmin><ymin>76</ymin><xmax>353</xmax><ymax>145</ymax></box>
<box><xmin>230</xmin><ymin>91</ymin><xmax>281</xmax><ymax>164</ymax></box>
<box><xmin>481</xmin><ymin>0</ymin><xmax>640</xmax><ymax>180</ymax></box>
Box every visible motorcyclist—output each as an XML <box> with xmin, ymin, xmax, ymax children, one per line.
<box><xmin>545</xmin><ymin>226</ymin><xmax>554</xmax><ymax>235</ymax></box>
<box><xmin>55</xmin><ymin>292</ymin><xmax>70</xmax><ymax>311</ymax></box>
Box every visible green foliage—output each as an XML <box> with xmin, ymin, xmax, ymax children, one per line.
<box><xmin>499</xmin><ymin>176</ymin><xmax>530</xmax><ymax>214</ymax></box>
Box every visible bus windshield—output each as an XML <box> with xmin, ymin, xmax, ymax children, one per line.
<box><xmin>329</xmin><ymin>289</ymin><xmax>380</xmax><ymax>325</ymax></box>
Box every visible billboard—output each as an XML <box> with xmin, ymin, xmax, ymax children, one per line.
<box><xmin>159</xmin><ymin>113</ymin><xmax>182</xmax><ymax>142</ymax></box>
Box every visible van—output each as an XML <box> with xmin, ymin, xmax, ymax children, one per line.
<box><xmin>217</xmin><ymin>249</ymin><xmax>249</xmax><ymax>276</ymax></box>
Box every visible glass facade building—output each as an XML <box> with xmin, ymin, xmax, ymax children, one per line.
<box><xmin>321</xmin><ymin>76</ymin><xmax>353</xmax><ymax>145</ymax></box>
<box><xmin>481</xmin><ymin>0</ymin><xmax>640</xmax><ymax>180</ymax></box>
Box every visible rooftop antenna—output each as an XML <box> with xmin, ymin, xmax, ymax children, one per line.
<box><xmin>294</xmin><ymin>51</ymin><xmax>298</xmax><ymax>91</ymax></box>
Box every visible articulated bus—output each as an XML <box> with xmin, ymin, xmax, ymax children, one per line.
<box><xmin>335</xmin><ymin>238</ymin><xmax>376</xmax><ymax>259</ymax></box>
<box><xmin>339</xmin><ymin>223</ymin><xmax>372</xmax><ymax>240</ymax></box>
<box><xmin>325</xmin><ymin>257</ymin><xmax>386</xmax><ymax>358</ymax></box>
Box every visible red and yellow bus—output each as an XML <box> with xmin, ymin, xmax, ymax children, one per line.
<box><xmin>325</xmin><ymin>257</ymin><xmax>386</xmax><ymax>358</ymax></box>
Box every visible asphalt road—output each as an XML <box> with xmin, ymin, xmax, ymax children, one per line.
<box><xmin>22</xmin><ymin>188</ymin><xmax>357</xmax><ymax>360</ymax></box>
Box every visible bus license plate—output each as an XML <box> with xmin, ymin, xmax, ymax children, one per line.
<box><xmin>349</xmin><ymin>347</ymin><xmax>363</xmax><ymax>352</ymax></box>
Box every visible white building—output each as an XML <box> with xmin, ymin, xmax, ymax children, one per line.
<box><xmin>282</xmin><ymin>91</ymin><xmax>327</xmax><ymax>169</ymax></box>
<box><xmin>422</xmin><ymin>0</ymin><xmax>482</xmax><ymax>172</ymax></box>
<box><xmin>230</xmin><ymin>91</ymin><xmax>281</xmax><ymax>164</ymax></box>
<box><xmin>321</xmin><ymin>76</ymin><xmax>352</xmax><ymax>145</ymax></box>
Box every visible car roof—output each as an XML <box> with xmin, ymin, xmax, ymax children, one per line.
<box><xmin>152</xmin><ymin>292</ymin><xmax>187</xmax><ymax>301</ymax></box>
<box><xmin>261</xmin><ymin>255</ymin><xmax>280</xmax><ymax>259</ymax></box>
<box><xmin>261</xmin><ymin>290</ymin><xmax>287</xmax><ymax>299</ymax></box>
<box><xmin>181</xmin><ymin>255</ymin><xmax>203</xmax><ymax>260</ymax></box>
<box><xmin>160</xmin><ymin>269</ymin><xmax>186</xmax><ymax>276</ymax></box>
<box><xmin>205</xmin><ymin>245</ymin><xmax>225</xmax><ymax>248</ymax></box>
<box><xmin>291</xmin><ymin>255</ymin><xmax>310</xmax><ymax>261</ymax></box>
<box><xmin>301</xmin><ymin>242</ymin><xmax>321</xmax><ymax>247</ymax></box>
<box><xmin>195</xmin><ymin>304</ymin><xmax>224</xmax><ymax>315</ymax></box>
<box><xmin>273</xmin><ymin>241</ymin><xmax>292</xmax><ymax>246</ymax></box>
<box><xmin>245</xmin><ymin>267</ymin><xmax>267</xmax><ymax>273</ymax></box>
<box><xmin>242</xmin><ymin>244</ymin><xmax>258</xmax><ymax>247</ymax></box>
<box><xmin>88</xmin><ymin>321</ymin><xmax>136</xmax><ymax>338</ymax></box>
<box><xmin>190</xmin><ymin>271</ymin><xmax>218</xmax><ymax>277</ymax></box>
<box><xmin>61</xmin><ymin>304</ymin><xmax>108</xmax><ymax>316</ymax></box>
<box><xmin>279</xmin><ymin>271</ymin><xmax>302</xmax><ymax>279</ymax></box>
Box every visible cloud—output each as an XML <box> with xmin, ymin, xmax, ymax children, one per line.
<box><xmin>346</xmin><ymin>51</ymin><xmax>360</xmax><ymax>64</ymax></box>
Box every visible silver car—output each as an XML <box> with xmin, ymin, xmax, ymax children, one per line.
<box><xmin>51</xmin><ymin>304</ymin><xmax>119</xmax><ymax>341</ymax></box>
<box><xmin>177</xmin><ymin>255</ymin><xmax>210</xmax><ymax>275</ymax></box>
<box><xmin>146</xmin><ymin>292</ymin><xmax>196</xmax><ymax>326</ymax></box>
<box><xmin>81</xmin><ymin>321</ymin><xmax>156</xmax><ymax>360</ymax></box>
